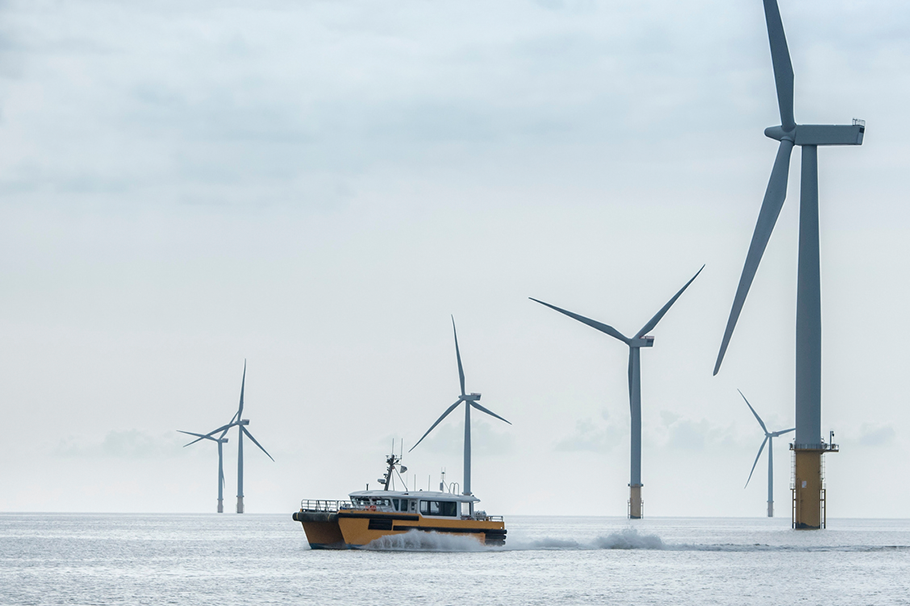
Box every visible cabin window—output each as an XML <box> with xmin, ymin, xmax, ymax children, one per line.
<box><xmin>419</xmin><ymin>500</ymin><xmax>457</xmax><ymax>517</ymax></box>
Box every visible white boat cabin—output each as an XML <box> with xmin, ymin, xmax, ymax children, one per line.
<box><xmin>348</xmin><ymin>490</ymin><xmax>480</xmax><ymax>518</ymax></box>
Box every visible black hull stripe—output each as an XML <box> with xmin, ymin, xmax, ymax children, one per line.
<box><xmin>338</xmin><ymin>513</ymin><xmax>420</xmax><ymax>521</ymax></box>
<box><xmin>392</xmin><ymin>525</ymin><xmax>505</xmax><ymax>535</ymax></box>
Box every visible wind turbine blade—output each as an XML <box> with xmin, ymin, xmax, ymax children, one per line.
<box><xmin>211</xmin><ymin>422</ymin><xmax>238</xmax><ymax>435</ymax></box>
<box><xmin>181</xmin><ymin>424</ymin><xmax>234</xmax><ymax>445</ymax></box>
<box><xmin>738</xmin><ymin>389</ymin><xmax>768</xmax><ymax>434</ymax></box>
<box><xmin>241</xmin><ymin>426</ymin><xmax>274</xmax><ymax>462</ymax></box>
<box><xmin>177</xmin><ymin>430</ymin><xmax>217</xmax><ymax>446</ymax></box>
<box><xmin>634</xmin><ymin>265</ymin><xmax>704</xmax><ymax>338</ymax></box>
<box><xmin>177</xmin><ymin>430</ymin><xmax>208</xmax><ymax>438</ymax></box>
<box><xmin>771</xmin><ymin>427</ymin><xmax>795</xmax><ymax>437</ymax></box>
<box><xmin>188</xmin><ymin>422</ymin><xmax>238</xmax><ymax>446</ymax></box>
<box><xmin>452</xmin><ymin>316</ymin><xmax>466</xmax><ymax>397</ymax></box>
<box><xmin>237</xmin><ymin>359</ymin><xmax>247</xmax><ymax>419</ymax></box>
<box><xmin>409</xmin><ymin>400</ymin><xmax>462</xmax><ymax>452</ymax></box>
<box><xmin>763</xmin><ymin>0</ymin><xmax>796</xmax><ymax>131</ymax></box>
<box><xmin>714</xmin><ymin>139</ymin><xmax>794</xmax><ymax>375</ymax></box>
<box><xmin>529</xmin><ymin>298</ymin><xmax>630</xmax><ymax>344</ymax></box>
<box><xmin>745</xmin><ymin>436</ymin><xmax>769</xmax><ymax>489</ymax></box>
<box><xmin>469</xmin><ymin>402</ymin><xmax>511</xmax><ymax>425</ymax></box>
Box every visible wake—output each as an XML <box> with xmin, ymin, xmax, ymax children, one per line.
<box><xmin>364</xmin><ymin>527</ymin><xmax>665</xmax><ymax>552</ymax></box>
<box><xmin>507</xmin><ymin>527</ymin><xmax>665</xmax><ymax>551</ymax></box>
<box><xmin>363</xmin><ymin>527</ymin><xmax>909</xmax><ymax>553</ymax></box>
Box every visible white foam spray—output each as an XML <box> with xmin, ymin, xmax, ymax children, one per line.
<box><xmin>593</xmin><ymin>527</ymin><xmax>665</xmax><ymax>550</ymax></box>
<box><xmin>506</xmin><ymin>527</ymin><xmax>665</xmax><ymax>551</ymax></box>
<box><xmin>364</xmin><ymin>529</ymin><xmax>488</xmax><ymax>552</ymax></box>
<box><xmin>364</xmin><ymin>527</ymin><xmax>666</xmax><ymax>552</ymax></box>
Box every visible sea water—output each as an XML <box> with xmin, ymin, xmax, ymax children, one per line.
<box><xmin>1</xmin><ymin>513</ymin><xmax>907</xmax><ymax>605</ymax></box>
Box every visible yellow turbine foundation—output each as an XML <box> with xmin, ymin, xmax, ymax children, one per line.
<box><xmin>629</xmin><ymin>484</ymin><xmax>643</xmax><ymax>519</ymax></box>
<box><xmin>791</xmin><ymin>448</ymin><xmax>828</xmax><ymax>529</ymax></box>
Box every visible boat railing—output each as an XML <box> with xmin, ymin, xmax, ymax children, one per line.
<box><xmin>469</xmin><ymin>514</ymin><xmax>503</xmax><ymax>522</ymax></box>
<box><xmin>299</xmin><ymin>499</ymin><xmax>352</xmax><ymax>513</ymax></box>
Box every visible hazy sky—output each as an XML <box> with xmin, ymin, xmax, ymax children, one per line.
<box><xmin>2</xmin><ymin>0</ymin><xmax>908</xmax><ymax>518</ymax></box>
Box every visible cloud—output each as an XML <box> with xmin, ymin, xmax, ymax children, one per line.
<box><xmin>655</xmin><ymin>410</ymin><xmax>736</xmax><ymax>452</ymax></box>
<box><xmin>854</xmin><ymin>423</ymin><xmax>896</xmax><ymax>447</ymax></box>
<box><xmin>0</xmin><ymin>0</ymin><xmax>773</xmax><ymax>208</ymax></box>
<box><xmin>55</xmin><ymin>430</ymin><xmax>186</xmax><ymax>459</ymax></box>
<box><xmin>554</xmin><ymin>410</ymin><xmax>625</xmax><ymax>452</ymax></box>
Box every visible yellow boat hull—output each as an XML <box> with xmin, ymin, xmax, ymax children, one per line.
<box><xmin>293</xmin><ymin>509</ymin><xmax>506</xmax><ymax>549</ymax></box>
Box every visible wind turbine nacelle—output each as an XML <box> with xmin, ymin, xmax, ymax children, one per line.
<box><xmin>465</xmin><ymin>392</ymin><xmax>481</xmax><ymax>401</ymax></box>
<box><xmin>764</xmin><ymin>123</ymin><xmax>864</xmax><ymax>146</ymax></box>
<box><xmin>632</xmin><ymin>336</ymin><xmax>654</xmax><ymax>348</ymax></box>
<box><xmin>795</xmin><ymin>124</ymin><xmax>864</xmax><ymax>146</ymax></box>
<box><xmin>239</xmin><ymin>419</ymin><xmax>250</xmax><ymax>426</ymax></box>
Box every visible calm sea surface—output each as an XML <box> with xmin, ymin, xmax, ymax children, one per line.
<box><xmin>1</xmin><ymin>513</ymin><xmax>908</xmax><ymax>605</ymax></box>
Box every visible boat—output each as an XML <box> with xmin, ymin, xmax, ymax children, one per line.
<box><xmin>292</xmin><ymin>450</ymin><xmax>506</xmax><ymax>549</ymax></box>
<box><xmin>294</xmin><ymin>318</ymin><xmax>509</xmax><ymax>549</ymax></box>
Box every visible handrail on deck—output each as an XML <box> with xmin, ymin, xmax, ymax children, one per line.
<box><xmin>299</xmin><ymin>499</ymin><xmax>352</xmax><ymax>512</ymax></box>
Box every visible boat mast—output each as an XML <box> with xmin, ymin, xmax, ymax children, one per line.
<box><xmin>379</xmin><ymin>440</ymin><xmax>406</xmax><ymax>491</ymax></box>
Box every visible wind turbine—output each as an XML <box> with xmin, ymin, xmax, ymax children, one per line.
<box><xmin>185</xmin><ymin>360</ymin><xmax>274</xmax><ymax>514</ymax></box>
<box><xmin>713</xmin><ymin>0</ymin><xmax>860</xmax><ymax>529</ymax></box>
<box><xmin>177</xmin><ymin>429</ymin><xmax>229</xmax><ymax>513</ymax></box>
<box><xmin>530</xmin><ymin>265</ymin><xmax>703</xmax><ymax>519</ymax></box>
<box><xmin>739</xmin><ymin>390</ymin><xmax>794</xmax><ymax>518</ymax></box>
<box><xmin>409</xmin><ymin>317</ymin><xmax>511</xmax><ymax>514</ymax></box>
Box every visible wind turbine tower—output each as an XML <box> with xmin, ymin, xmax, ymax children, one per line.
<box><xmin>739</xmin><ymin>390</ymin><xmax>794</xmax><ymax>517</ymax></box>
<box><xmin>410</xmin><ymin>317</ymin><xmax>511</xmax><ymax>515</ymax></box>
<box><xmin>177</xmin><ymin>430</ymin><xmax>229</xmax><ymax>513</ymax></box>
<box><xmin>186</xmin><ymin>360</ymin><xmax>274</xmax><ymax>513</ymax></box>
<box><xmin>229</xmin><ymin>361</ymin><xmax>274</xmax><ymax>513</ymax></box>
<box><xmin>531</xmin><ymin>266</ymin><xmax>703</xmax><ymax>519</ymax></box>
<box><xmin>714</xmin><ymin>0</ymin><xmax>861</xmax><ymax>529</ymax></box>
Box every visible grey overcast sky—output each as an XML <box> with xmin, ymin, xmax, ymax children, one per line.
<box><xmin>1</xmin><ymin>0</ymin><xmax>908</xmax><ymax>517</ymax></box>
